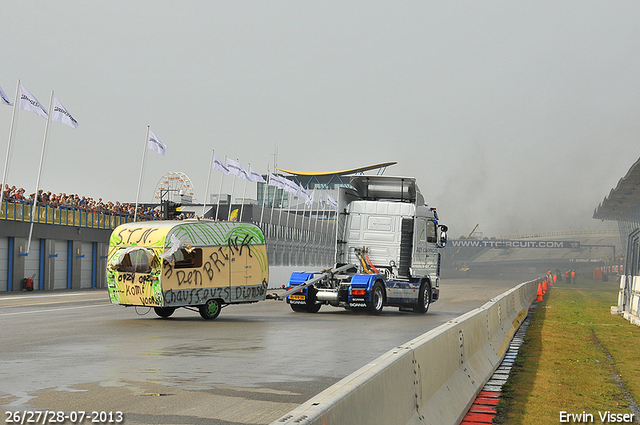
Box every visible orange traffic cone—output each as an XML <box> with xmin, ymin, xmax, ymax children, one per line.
<box><xmin>536</xmin><ymin>281</ymin><xmax>543</xmax><ymax>302</ymax></box>
<box><xmin>542</xmin><ymin>278</ymin><xmax>548</xmax><ymax>294</ymax></box>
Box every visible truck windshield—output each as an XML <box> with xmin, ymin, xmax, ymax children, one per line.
<box><xmin>427</xmin><ymin>221</ymin><xmax>437</xmax><ymax>243</ymax></box>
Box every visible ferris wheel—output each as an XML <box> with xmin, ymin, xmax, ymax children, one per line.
<box><xmin>153</xmin><ymin>171</ymin><xmax>197</xmax><ymax>203</ymax></box>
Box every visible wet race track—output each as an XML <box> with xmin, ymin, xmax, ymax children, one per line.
<box><xmin>0</xmin><ymin>277</ymin><xmax>521</xmax><ymax>425</ymax></box>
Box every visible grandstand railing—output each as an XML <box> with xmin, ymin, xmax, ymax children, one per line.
<box><xmin>0</xmin><ymin>200</ymin><xmax>141</xmax><ymax>229</ymax></box>
<box><xmin>1</xmin><ymin>200</ymin><xmax>337</xmax><ymax>266</ymax></box>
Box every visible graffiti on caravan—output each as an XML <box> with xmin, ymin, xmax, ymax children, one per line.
<box><xmin>163</xmin><ymin>286</ymin><xmax>232</xmax><ymax>305</ymax></box>
<box><xmin>449</xmin><ymin>240</ymin><xmax>581</xmax><ymax>249</ymax></box>
<box><xmin>162</xmin><ymin>281</ymin><xmax>268</xmax><ymax>305</ymax></box>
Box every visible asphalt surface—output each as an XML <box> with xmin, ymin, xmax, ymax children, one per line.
<box><xmin>0</xmin><ymin>276</ymin><xmax>521</xmax><ymax>425</ymax></box>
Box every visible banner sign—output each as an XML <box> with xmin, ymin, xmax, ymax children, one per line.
<box><xmin>449</xmin><ymin>240</ymin><xmax>580</xmax><ymax>249</ymax></box>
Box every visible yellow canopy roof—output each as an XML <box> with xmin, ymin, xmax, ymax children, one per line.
<box><xmin>276</xmin><ymin>161</ymin><xmax>396</xmax><ymax>176</ymax></box>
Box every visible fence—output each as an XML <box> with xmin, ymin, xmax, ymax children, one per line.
<box><xmin>1</xmin><ymin>200</ymin><xmax>339</xmax><ymax>272</ymax></box>
<box><xmin>0</xmin><ymin>200</ymin><xmax>140</xmax><ymax>230</ymax></box>
<box><xmin>258</xmin><ymin>211</ymin><xmax>336</xmax><ymax>268</ymax></box>
<box><xmin>206</xmin><ymin>203</ymin><xmax>337</xmax><ymax>268</ymax></box>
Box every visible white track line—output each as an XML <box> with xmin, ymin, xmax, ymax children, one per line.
<box><xmin>0</xmin><ymin>303</ymin><xmax>109</xmax><ymax>317</ymax></box>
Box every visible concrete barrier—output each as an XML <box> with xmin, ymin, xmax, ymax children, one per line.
<box><xmin>270</xmin><ymin>279</ymin><xmax>538</xmax><ymax>425</ymax></box>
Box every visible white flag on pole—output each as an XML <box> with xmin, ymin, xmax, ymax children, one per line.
<box><xmin>298</xmin><ymin>184</ymin><xmax>310</xmax><ymax>204</ymax></box>
<box><xmin>268</xmin><ymin>173</ymin><xmax>281</xmax><ymax>188</ymax></box>
<box><xmin>282</xmin><ymin>181</ymin><xmax>296</xmax><ymax>195</ymax></box>
<box><xmin>148</xmin><ymin>130</ymin><xmax>167</xmax><ymax>155</ymax></box>
<box><xmin>268</xmin><ymin>173</ymin><xmax>287</xmax><ymax>190</ymax></box>
<box><xmin>306</xmin><ymin>190</ymin><xmax>315</xmax><ymax>208</ymax></box>
<box><xmin>51</xmin><ymin>97</ymin><xmax>78</xmax><ymax>128</ymax></box>
<box><xmin>212</xmin><ymin>153</ymin><xmax>230</xmax><ymax>174</ymax></box>
<box><xmin>0</xmin><ymin>85</ymin><xmax>12</xmax><ymax>106</ymax></box>
<box><xmin>281</xmin><ymin>178</ymin><xmax>299</xmax><ymax>195</ymax></box>
<box><xmin>248</xmin><ymin>166</ymin><xmax>266</xmax><ymax>183</ymax></box>
<box><xmin>226</xmin><ymin>158</ymin><xmax>248</xmax><ymax>180</ymax></box>
<box><xmin>327</xmin><ymin>194</ymin><xmax>338</xmax><ymax>209</ymax></box>
<box><xmin>18</xmin><ymin>84</ymin><xmax>48</xmax><ymax>118</ymax></box>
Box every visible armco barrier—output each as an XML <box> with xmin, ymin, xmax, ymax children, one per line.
<box><xmin>271</xmin><ymin>279</ymin><xmax>538</xmax><ymax>425</ymax></box>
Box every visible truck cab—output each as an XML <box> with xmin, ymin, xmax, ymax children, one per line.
<box><xmin>285</xmin><ymin>175</ymin><xmax>447</xmax><ymax>314</ymax></box>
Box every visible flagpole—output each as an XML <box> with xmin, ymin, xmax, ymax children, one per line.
<box><xmin>269</xmin><ymin>174</ymin><xmax>276</xmax><ymax>225</ymax></box>
<box><xmin>297</xmin><ymin>187</ymin><xmax>304</xmax><ymax>226</ymax></box>
<box><xmin>259</xmin><ymin>166</ymin><xmax>268</xmax><ymax>227</ymax></box>
<box><xmin>228</xmin><ymin>159</ymin><xmax>238</xmax><ymax>221</ymax></box>
<box><xmin>306</xmin><ymin>191</ymin><xmax>313</xmax><ymax>233</ymax></box>
<box><xmin>331</xmin><ymin>199</ymin><xmax>338</xmax><ymax>261</ymax></box>
<box><xmin>277</xmin><ymin>182</ymin><xmax>287</xmax><ymax>264</ymax></box>
<box><xmin>302</xmin><ymin>188</ymin><xmax>312</xmax><ymax>264</ymax></box>
<box><xmin>202</xmin><ymin>150</ymin><xmax>214</xmax><ymax>218</ymax></box>
<box><xmin>26</xmin><ymin>90</ymin><xmax>54</xmax><ymax>255</ymax></box>
<box><xmin>0</xmin><ymin>79</ymin><xmax>20</xmax><ymax>215</ymax></box>
<box><xmin>308</xmin><ymin>192</ymin><xmax>315</xmax><ymax>265</ymax></box>
<box><xmin>273</xmin><ymin>175</ymin><xmax>283</xmax><ymax>224</ymax></box>
<box><xmin>306</xmin><ymin>191</ymin><xmax>313</xmax><ymax>240</ymax></box>
<box><xmin>319</xmin><ymin>195</ymin><xmax>326</xmax><ymax>263</ymax></box>
<box><xmin>298</xmin><ymin>187</ymin><xmax>307</xmax><ymax>264</ymax></box>
<box><xmin>293</xmin><ymin>185</ymin><xmax>301</xmax><ymax>236</ymax></box>
<box><xmin>313</xmin><ymin>192</ymin><xmax>320</xmax><ymax>264</ymax></box>
<box><xmin>320</xmin><ymin>194</ymin><xmax>327</xmax><ymax>251</ymax></box>
<box><xmin>134</xmin><ymin>126</ymin><xmax>150</xmax><ymax>222</ymax></box>
<box><xmin>239</xmin><ymin>162</ymin><xmax>249</xmax><ymax>222</ymax></box>
<box><xmin>284</xmin><ymin>189</ymin><xmax>292</xmax><ymax>232</ymax></box>
<box><xmin>214</xmin><ymin>155</ymin><xmax>226</xmax><ymax>221</ymax></box>
<box><xmin>275</xmin><ymin>177</ymin><xmax>283</xmax><ymax>236</ymax></box>
<box><xmin>298</xmin><ymin>186</ymin><xmax>305</xmax><ymax>232</ymax></box>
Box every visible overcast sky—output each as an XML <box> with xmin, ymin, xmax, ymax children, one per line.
<box><xmin>1</xmin><ymin>1</ymin><xmax>638</xmax><ymax>237</ymax></box>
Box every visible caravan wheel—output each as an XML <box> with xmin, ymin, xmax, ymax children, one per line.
<box><xmin>199</xmin><ymin>299</ymin><xmax>222</xmax><ymax>320</ymax></box>
<box><xmin>154</xmin><ymin>307</ymin><xmax>176</xmax><ymax>318</ymax></box>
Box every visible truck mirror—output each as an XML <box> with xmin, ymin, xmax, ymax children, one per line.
<box><xmin>439</xmin><ymin>226</ymin><xmax>448</xmax><ymax>247</ymax></box>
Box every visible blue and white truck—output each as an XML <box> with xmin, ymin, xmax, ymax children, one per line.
<box><xmin>281</xmin><ymin>175</ymin><xmax>448</xmax><ymax>314</ymax></box>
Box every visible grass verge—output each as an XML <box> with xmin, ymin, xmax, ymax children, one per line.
<box><xmin>494</xmin><ymin>278</ymin><xmax>640</xmax><ymax>424</ymax></box>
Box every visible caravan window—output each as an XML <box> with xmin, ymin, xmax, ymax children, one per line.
<box><xmin>174</xmin><ymin>248</ymin><xmax>203</xmax><ymax>269</ymax></box>
<box><xmin>114</xmin><ymin>248</ymin><xmax>154</xmax><ymax>273</ymax></box>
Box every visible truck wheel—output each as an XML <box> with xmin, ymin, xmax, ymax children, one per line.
<box><xmin>305</xmin><ymin>286</ymin><xmax>321</xmax><ymax>313</ymax></box>
<box><xmin>306</xmin><ymin>302</ymin><xmax>321</xmax><ymax>313</ymax></box>
<box><xmin>154</xmin><ymin>307</ymin><xmax>176</xmax><ymax>318</ymax></box>
<box><xmin>199</xmin><ymin>299</ymin><xmax>222</xmax><ymax>320</ymax></box>
<box><xmin>416</xmin><ymin>280</ymin><xmax>431</xmax><ymax>314</ymax></box>
<box><xmin>290</xmin><ymin>303</ymin><xmax>307</xmax><ymax>313</ymax></box>
<box><xmin>368</xmin><ymin>282</ymin><xmax>385</xmax><ymax>315</ymax></box>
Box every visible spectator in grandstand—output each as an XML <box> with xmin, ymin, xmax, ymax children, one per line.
<box><xmin>0</xmin><ymin>182</ymin><xmax>172</xmax><ymax>220</ymax></box>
